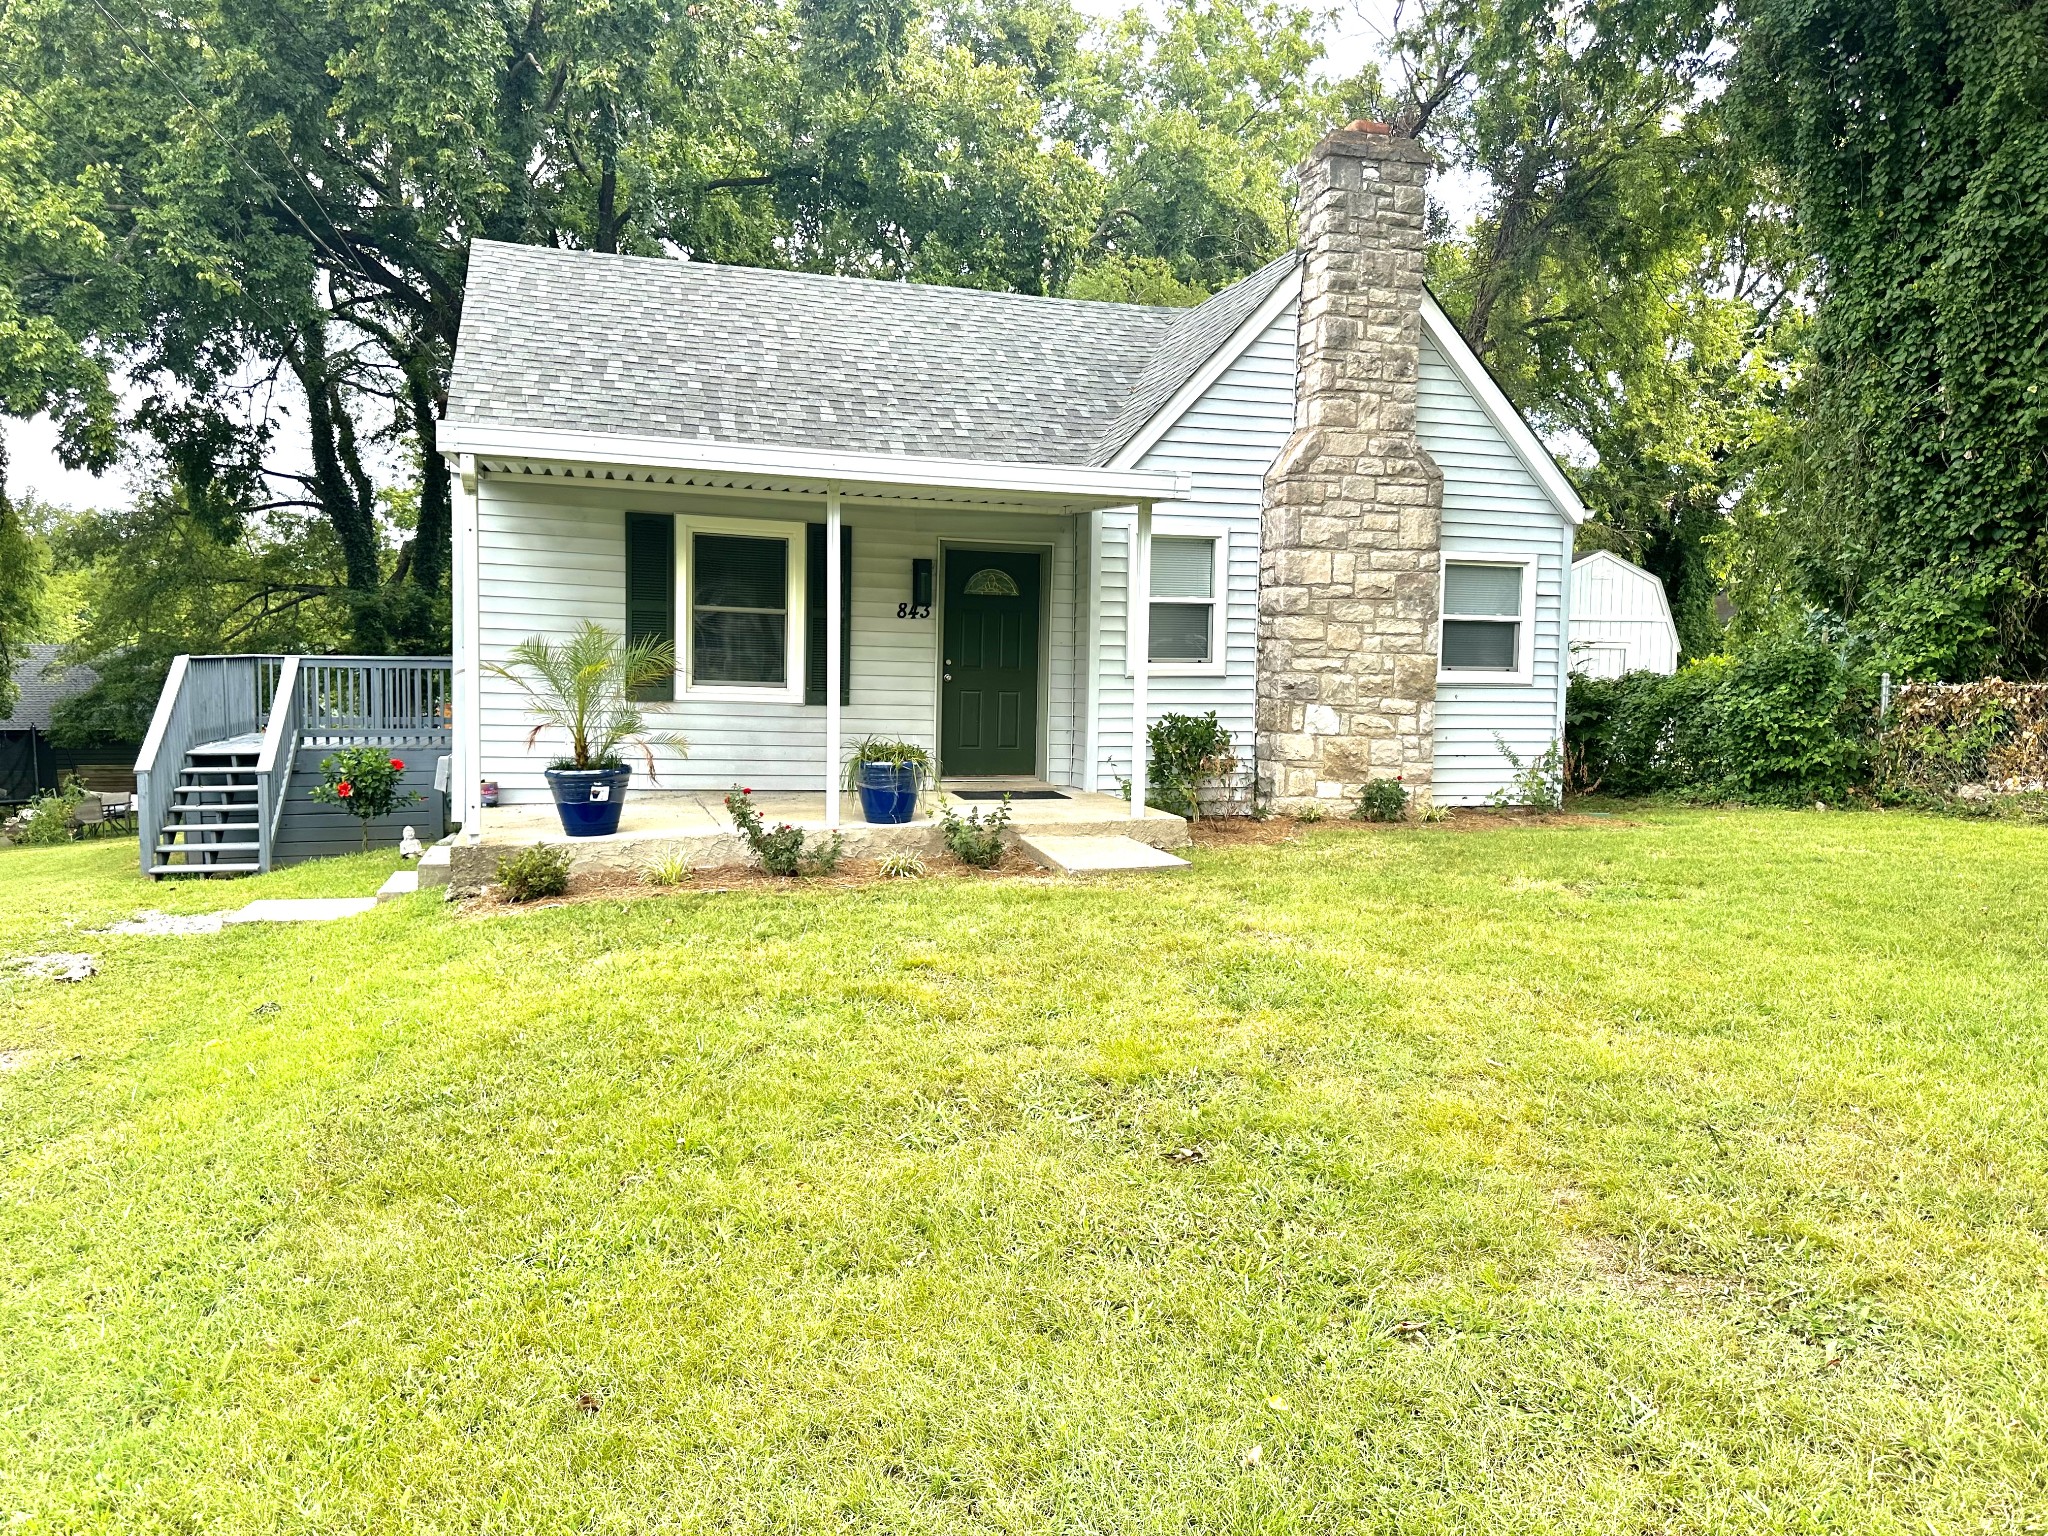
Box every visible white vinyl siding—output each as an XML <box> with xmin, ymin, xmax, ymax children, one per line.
<box><xmin>1418</xmin><ymin>331</ymin><xmax>1573</xmax><ymax>805</ymax></box>
<box><xmin>1094</xmin><ymin>305</ymin><xmax>1295</xmax><ymax>797</ymax></box>
<box><xmin>475</xmin><ymin>477</ymin><xmax>1081</xmax><ymax>798</ymax></box>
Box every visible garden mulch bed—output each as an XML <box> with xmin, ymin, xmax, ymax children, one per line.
<box><xmin>463</xmin><ymin>808</ymin><xmax>1632</xmax><ymax>913</ymax></box>
<box><xmin>460</xmin><ymin>851</ymin><xmax>1057</xmax><ymax>913</ymax></box>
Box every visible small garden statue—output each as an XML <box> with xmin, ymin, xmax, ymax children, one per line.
<box><xmin>312</xmin><ymin>746</ymin><xmax>424</xmax><ymax>852</ymax></box>
<box><xmin>399</xmin><ymin>826</ymin><xmax>424</xmax><ymax>861</ymax></box>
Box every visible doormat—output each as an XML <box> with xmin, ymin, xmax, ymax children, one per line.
<box><xmin>951</xmin><ymin>790</ymin><xmax>1068</xmax><ymax>801</ymax></box>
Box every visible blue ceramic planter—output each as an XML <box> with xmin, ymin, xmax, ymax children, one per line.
<box><xmin>546</xmin><ymin>765</ymin><xmax>631</xmax><ymax>836</ymax></box>
<box><xmin>855</xmin><ymin>762</ymin><xmax>921</xmax><ymax>824</ymax></box>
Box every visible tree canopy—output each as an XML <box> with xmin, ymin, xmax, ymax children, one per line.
<box><xmin>3</xmin><ymin>0</ymin><xmax>2045</xmax><ymax>691</ymax></box>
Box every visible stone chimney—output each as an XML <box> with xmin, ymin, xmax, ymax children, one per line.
<box><xmin>1258</xmin><ymin>122</ymin><xmax>1443</xmax><ymax>811</ymax></box>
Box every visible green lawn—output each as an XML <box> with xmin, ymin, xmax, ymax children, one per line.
<box><xmin>2</xmin><ymin>812</ymin><xmax>2044</xmax><ymax>1533</ymax></box>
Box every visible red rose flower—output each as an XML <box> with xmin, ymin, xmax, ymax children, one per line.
<box><xmin>390</xmin><ymin>758</ymin><xmax>405</xmax><ymax>772</ymax></box>
<box><xmin>742</xmin><ymin>787</ymin><xmax>753</xmax><ymax>795</ymax></box>
<box><xmin>337</xmin><ymin>781</ymin><xmax>354</xmax><ymax>798</ymax></box>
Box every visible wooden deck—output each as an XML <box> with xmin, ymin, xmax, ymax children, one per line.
<box><xmin>136</xmin><ymin>655</ymin><xmax>452</xmax><ymax>876</ymax></box>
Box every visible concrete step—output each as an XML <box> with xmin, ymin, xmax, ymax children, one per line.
<box><xmin>148</xmin><ymin>862</ymin><xmax>260</xmax><ymax>877</ymax></box>
<box><xmin>1017</xmin><ymin>833</ymin><xmax>1191</xmax><ymax>875</ymax></box>
<box><xmin>376</xmin><ymin>869</ymin><xmax>420</xmax><ymax>902</ymax></box>
<box><xmin>415</xmin><ymin>844</ymin><xmax>452</xmax><ymax>889</ymax></box>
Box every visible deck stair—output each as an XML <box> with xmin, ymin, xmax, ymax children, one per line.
<box><xmin>149</xmin><ymin>736</ymin><xmax>264</xmax><ymax>876</ymax></box>
<box><xmin>135</xmin><ymin>653</ymin><xmax>452</xmax><ymax>878</ymax></box>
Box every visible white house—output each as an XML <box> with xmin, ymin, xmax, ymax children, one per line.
<box><xmin>1569</xmin><ymin>551</ymin><xmax>1680</xmax><ymax>678</ymax></box>
<box><xmin>439</xmin><ymin>122</ymin><xmax>1587</xmax><ymax>840</ymax></box>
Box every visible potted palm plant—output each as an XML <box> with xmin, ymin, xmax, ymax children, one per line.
<box><xmin>842</xmin><ymin>737</ymin><xmax>934</xmax><ymax>824</ymax></box>
<box><xmin>486</xmin><ymin>622</ymin><xmax>687</xmax><ymax>836</ymax></box>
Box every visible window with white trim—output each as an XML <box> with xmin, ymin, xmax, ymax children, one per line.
<box><xmin>1440</xmin><ymin>560</ymin><xmax>1530</xmax><ymax>680</ymax></box>
<box><xmin>691</xmin><ymin>530</ymin><xmax>793</xmax><ymax>689</ymax></box>
<box><xmin>1149</xmin><ymin>535</ymin><xmax>1219</xmax><ymax>666</ymax></box>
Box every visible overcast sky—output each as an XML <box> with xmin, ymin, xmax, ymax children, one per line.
<box><xmin>5</xmin><ymin>1</ymin><xmax>1432</xmax><ymax>512</ymax></box>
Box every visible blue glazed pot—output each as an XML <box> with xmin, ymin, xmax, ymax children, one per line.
<box><xmin>545</xmin><ymin>765</ymin><xmax>631</xmax><ymax>837</ymax></box>
<box><xmin>855</xmin><ymin>762</ymin><xmax>921</xmax><ymax>825</ymax></box>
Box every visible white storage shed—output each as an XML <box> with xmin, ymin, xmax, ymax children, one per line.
<box><xmin>1568</xmin><ymin>551</ymin><xmax>1680</xmax><ymax>677</ymax></box>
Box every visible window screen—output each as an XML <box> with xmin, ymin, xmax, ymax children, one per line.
<box><xmin>693</xmin><ymin>533</ymin><xmax>788</xmax><ymax>686</ymax></box>
<box><xmin>1149</xmin><ymin>535</ymin><xmax>1215</xmax><ymax>664</ymax></box>
<box><xmin>1442</xmin><ymin>562</ymin><xmax>1523</xmax><ymax>674</ymax></box>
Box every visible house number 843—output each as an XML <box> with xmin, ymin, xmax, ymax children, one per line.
<box><xmin>896</xmin><ymin>603</ymin><xmax>932</xmax><ymax>619</ymax></box>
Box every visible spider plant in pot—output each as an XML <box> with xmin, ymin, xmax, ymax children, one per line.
<box><xmin>842</xmin><ymin>737</ymin><xmax>934</xmax><ymax>825</ymax></box>
<box><xmin>485</xmin><ymin>622</ymin><xmax>687</xmax><ymax>836</ymax></box>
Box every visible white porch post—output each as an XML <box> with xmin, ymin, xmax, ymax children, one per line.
<box><xmin>453</xmin><ymin>454</ymin><xmax>483</xmax><ymax>846</ymax></box>
<box><xmin>824</xmin><ymin>486</ymin><xmax>843</xmax><ymax>829</ymax></box>
<box><xmin>1130</xmin><ymin>500</ymin><xmax>1152</xmax><ymax>819</ymax></box>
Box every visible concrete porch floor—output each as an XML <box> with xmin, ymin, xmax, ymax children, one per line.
<box><xmin>449</xmin><ymin>783</ymin><xmax>1188</xmax><ymax>893</ymax></box>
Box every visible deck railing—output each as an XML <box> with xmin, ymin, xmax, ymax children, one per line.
<box><xmin>134</xmin><ymin>654</ymin><xmax>287</xmax><ymax>876</ymax></box>
<box><xmin>136</xmin><ymin>653</ymin><xmax>452</xmax><ymax>875</ymax></box>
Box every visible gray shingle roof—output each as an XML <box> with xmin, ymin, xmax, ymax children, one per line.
<box><xmin>1084</xmin><ymin>253</ymin><xmax>1298</xmax><ymax>465</ymax></box>
<box><xmin>447</xmin><ymin>243</ymin><xmax>1298</xmax><ymax>469</ymax></box>
<box><xmin>2</xmin><ymin>645</ymin><xmax>99</xmax><ymax>731</ymax></box>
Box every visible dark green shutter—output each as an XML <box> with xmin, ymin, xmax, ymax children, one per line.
<box><xmin>624</xmin><ymin>513</ymin><xmax>676</xmax><ymax>702</ymax></box>
<box><xmin>804</xmin><ymin>522</ymin><xmax>852</xmax><ymax>707</ymax></box>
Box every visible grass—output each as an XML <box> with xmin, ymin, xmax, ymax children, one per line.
<box><xmin>2</xmin><ymin>811</ymin><xmax>2045</xmax><ymax>1533</ymax></box>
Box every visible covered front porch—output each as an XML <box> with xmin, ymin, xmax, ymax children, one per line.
<box><xmin>446</xmin><ymin>781</ymin><xmax>1189</xmax><ymax>893</ymax></box>
<box><xmin>444</xmin><ymin>428</ymin><xmax>1195</xmax><ymax>851</ymax></box>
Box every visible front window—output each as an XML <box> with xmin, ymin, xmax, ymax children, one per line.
<box><xmin>1150</xmin><ymin>535</ymin><xmax>1217</xmax><ymax>665</ymax></box>
<box><xmin>1441</xmin><ymin>561</ymin><xmax>1526</xmax><ymax>677</ymax></box>
<box><xmin>692</xmin><ymin>532</ymin><xmax>789</xmax><ymax>687</ymax></box>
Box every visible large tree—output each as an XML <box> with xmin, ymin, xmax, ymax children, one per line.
<box><xmin>1731</xmin><ymin>0</ymin><xmax>2048</xmax><ymax>678</ymax></box>
<box><xmin>1385</xmin><ymin>0</ymin><xmax>1804</xmax><ymax>656</ymax></box>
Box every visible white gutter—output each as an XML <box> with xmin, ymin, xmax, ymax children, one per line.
<box><xmin>437</xmin><ymin>423</ymin><xmax>1190</xmax><ymax>509</ymax></box>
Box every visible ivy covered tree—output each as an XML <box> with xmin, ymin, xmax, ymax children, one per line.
<box><xmin>1731</xmin><ymin>0</ymin><xmax>2048</xmax><ymax>678</ymax></box>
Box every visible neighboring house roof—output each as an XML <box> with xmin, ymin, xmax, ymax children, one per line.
<box><xmin>2</xmin><ymin>645</ymin><xmax>98</xmax><ymax>731</ymax></box>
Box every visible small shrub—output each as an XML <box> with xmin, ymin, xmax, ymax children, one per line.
<box><xmin>311</xmin><ymin>745</ymin><xmax>424</xmax><ymax>851</ymax></box>
<box><xmin>1354</xmin><ymin>776</ymin><xmax>1409</xmax><ymax>822</ymax></box>
<box><xmin>1490</xmin><ymin>735</ymin><xmax>1564</xmax><ymax>809</ymax></box>
<box><xmin>641</xmin><ymin>847</ymin><xmax>692</xmax><ymax>886</ymax></box>
<box><xmin>497</xmin><ymin>843</ymin><xmax>571</xmax><ymax>901</ymax></box>
<box><xmin>1293</xmin><ymin>802</ymin><xmax>1325</xmax><ymax>824</ymax></box>
<box><xmin>10</xmin><ymin>777</ymin><xmax>86</xmax><ymax>845</ymax></box>
<box><xmin>1144</xmin><ymin>712</ymin><xmax>1238</xmax><ymax>819</ymax></box>
<box><xmin>878</xmin><ymin>850</ymin><xmax>927</xmax><ymax>879</ymax></box>
<box><xmin>725</xmin><ymin>787</ymin><xmax>842</xmax><ymax>876</ymax></box>
<box><xmin>938</xmin><ymin>796</ymin><xmax>1011</xmax><ymax>868</ymax></box>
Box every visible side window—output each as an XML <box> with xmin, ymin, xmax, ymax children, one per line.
<box><xmin>1150</xmin><ymin>535</ymin><xmax>1217</xmax><ymax>665</ymax></box>
<box><xmin>1441</xmin><ymin>561</ymin><xmax>1527</xmax><ymax>678</ymax></box>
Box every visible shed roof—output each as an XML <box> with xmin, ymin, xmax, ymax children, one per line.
<box><xmin>2</xmin><ymin>645</ymin><xmax>99</xmax><ymax>731</ymax></box>
<box><xmin>446</xmin><ymin>243</ymin><xmax>1299</xmax><ymax>470</ymax></box>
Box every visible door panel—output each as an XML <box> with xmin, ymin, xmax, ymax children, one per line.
<box><xmin>941</xmin><ymin>550</ymin><xmax>1042</xmax><ymax>777</ymax></box>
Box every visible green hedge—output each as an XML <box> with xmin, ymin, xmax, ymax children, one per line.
<box><xmin>1567</xmin><ymin>634</ymin><xmax>1876</xmax><ymax>804</ymax></box>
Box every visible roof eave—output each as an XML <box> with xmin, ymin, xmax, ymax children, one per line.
<box><xmin>439</xmin><ymin>423</ymin><xmax>1189</xmax><ymax>510</ymax></box>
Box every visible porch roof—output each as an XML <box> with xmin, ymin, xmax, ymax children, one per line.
<box><xmin>442</xmin><ymin>426</ymin><xmax>1189</xmax><ymax>512</ymax></box>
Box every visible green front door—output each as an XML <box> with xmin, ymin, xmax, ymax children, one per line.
<box><xmin>940</xmin><ymin>548</ymin><xmax>1042</xmax><ymax>777</ymax></box>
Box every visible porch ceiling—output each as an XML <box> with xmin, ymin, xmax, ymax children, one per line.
<box><xmin>444</xmin><ymin>425</ymin><xmax>1189</xmax><ymax>512</ymax></box>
